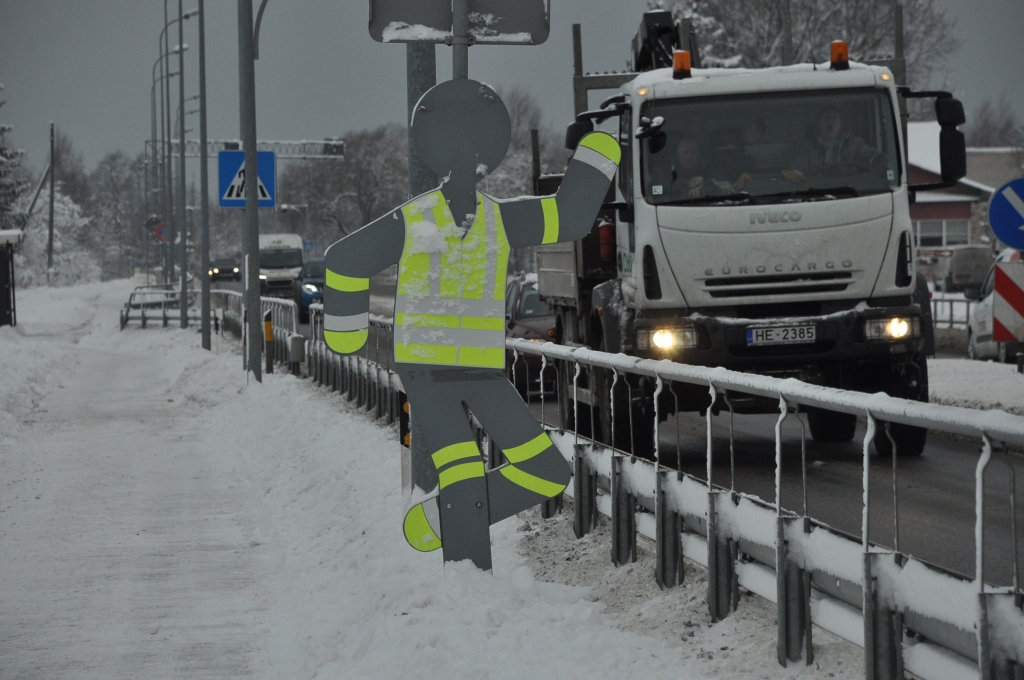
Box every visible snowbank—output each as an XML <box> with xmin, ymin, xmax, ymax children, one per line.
<box><xmin>930</xmin><ymin>359</ymin><xmax>1024</xmax><ymax>416</ymax></box>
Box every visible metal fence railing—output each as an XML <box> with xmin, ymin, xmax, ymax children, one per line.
<box><xmin>931</xmin><ymin>295</ymin><xmax>974</xmax><ymax>331</ymax></box>
<box><xmin>119</xmin><ymin>285</ymin><xmax>202</xmax><ymax>329</ymax></box>
<box><xmin>248</xmin><ymin>305</ymin><xmax>1024</xmax><ymax>680</ymax></box>
<box><xmin>212</xmin><ymin>289</ymin><xmax>300</xmax><ymax>370</ymax></box>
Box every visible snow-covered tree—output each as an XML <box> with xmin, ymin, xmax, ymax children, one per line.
<box><xmin>654</xmin><ymin>0</ymin><xmax>960</xmax><ymax>96</ymax></box>
<box><xmin>86</xmin><ymin>150</ymin><xmax>146</xmax><ymax>279</ymax></box>
<box><xmin>0</xmin><ymin>85</ymin><xmax>29</xmax><ymax>231</ymax></box>
<box><xmin>965</xmin><ymin>95</ymin><xmax>1024</xmax><ymax>149</ymax></box>
<box><xmin>15</xmin><ymin>187</ymin><xmax>98</xmax><ymax>288</ymax></box>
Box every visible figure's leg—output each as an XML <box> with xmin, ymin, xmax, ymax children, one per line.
<box><xmin>462</xmin><ymin>371</ymin><xmax>571</xmax><ymax>524</ymax></box>
<box><xmin>397</xmin><ymin>365</ymin><xmax>492</xmax><ymax>571</ymax></box>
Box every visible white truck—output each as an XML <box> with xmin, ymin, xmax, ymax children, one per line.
<box><xmin>258</xmin><ymin>233</ymin><xmax>305</xmax><ymax>297</ymax></box>
<box><xmin>538</xmin><ymin>11</ymin><xmax>966</xmax><ymax>457</ymax></box>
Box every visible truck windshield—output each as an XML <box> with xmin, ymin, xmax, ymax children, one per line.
<box><xmin>642</xmin><ymin>87</ymin><xmax>900</xmax><ymax>206</ymax></box>
<box><xmin>260</xmin><ymin>249</ymin><xmax>304</xmax><ymax>269</ymax></box>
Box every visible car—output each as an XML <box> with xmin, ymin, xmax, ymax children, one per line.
<box><xmin>965</xmin><ymin>248</ymin><xmax>1022</xmax><ymax>363</ymax></box>
<box><xmin>504</xmin><ymin>273</ymin><xmax>557</xmax><ymax>398</ymax></box>
<box><xmin>293</xmin><ymin>259</ymin><xmax>325</xmax><ymax>322</ymax></box>
<box><xmin>209</xmin><ymin>257</ymin><xmax>240</xmax><ymax>282</ymax></box>
<box><xmin>935</xmin><ymin>245</ymin><xmax>992</xmax><ymax>293</ymax></box>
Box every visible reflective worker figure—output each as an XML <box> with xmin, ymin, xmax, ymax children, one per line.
<box><xmin>322</xmin><ymin>79</ymin><xmax>620</xmax><ymax>570</ymax></box>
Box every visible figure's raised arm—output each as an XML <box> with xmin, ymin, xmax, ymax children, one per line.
<box><xmin>500</xmin><ymin>131</ymin><xmax>621</xmax><ymax>248</ymax></box>
<box><xmin>322</xmin><ymin>209</ymin><xmax>405</xmax><ymax>355</ymax></box>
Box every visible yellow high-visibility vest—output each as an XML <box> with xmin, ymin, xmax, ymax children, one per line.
<box><xmin>394</xmin><ymin>190</ymin><xmax>510</xmax><ymax>368</ymax></box>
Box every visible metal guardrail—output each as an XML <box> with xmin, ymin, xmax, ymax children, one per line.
<box><xmin>275</xmin><ymin>305</ymin><xmax>1024</xmax><ymax>679</ymax></box>
<box><xmin>932</xmin><ymin>296</ymin><xmax>974</xmax><ymax>331</ymax></box>
<box><xmin>212</xmin><ymin>289</ymin><xmax>299</xmax><ymax>370</ymax></box>
<box><xmin>119</xmin><ymin>285</ymin><xmax>202</xmax><ymax>329</ymax></box>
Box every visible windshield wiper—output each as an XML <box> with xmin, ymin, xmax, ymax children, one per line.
<box><xmin>751</xmin><ymin>186</ymin><xmax>861</xmax><ymax>203</ymax></box>
<box><xmin>659</xmin><ymin>192</ymin><xmax>753</xmax><ymax>206</ymax></box>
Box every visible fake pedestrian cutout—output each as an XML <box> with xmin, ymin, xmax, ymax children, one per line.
<box><xmin>322</xmin><ymin>79</ymin><xmax>620</xmax><ymax>570</ymax></box>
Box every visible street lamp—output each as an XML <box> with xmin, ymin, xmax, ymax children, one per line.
<box><xmin>279</xmin><ymin>203</ymin><xmax>310</xmax><ymax>235</ymax></box>
<box><xmin>151</xmin><ymin>42</ymin><xmax>188</xmax><ymax>284</ymax></box>
<box><xmin>159</xmin><ymin>14</ymin><xmax>194</xmax><ymax>284</ymax></box>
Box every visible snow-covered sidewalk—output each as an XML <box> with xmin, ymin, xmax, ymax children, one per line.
<box><xmin>8</xmin><ymin>279</ymin><xmax>1015</xmax><ymax>678</ymax></box>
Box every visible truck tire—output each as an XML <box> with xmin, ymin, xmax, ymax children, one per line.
<box><xmin>873</xmin><ymin>355</ymin><xmax>929</xmax><ymax>458</ymax></box>
<box><xmin>806</xmin><ymin>408</ymin><xmax>857</xmax><ymax>442</ymax></box>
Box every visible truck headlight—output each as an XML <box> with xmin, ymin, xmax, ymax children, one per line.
<box><xmin>259</xmin><ymin>274</ymin><xmax>267</xmax><ymax>280</ymax></box>
<box><xmin>636</xmin><ymin>326</ymin><xmax>700</xmax><ymax>351</ymax></box>
<box><xmin>212</xmin><ymin>268</ymin><xmax>219</xmax><ymax>273</ymax></box>
<box><xmin>864</xmin><ymin>316</ymin><xmax>919</xmax><ymax>341</ymax></box>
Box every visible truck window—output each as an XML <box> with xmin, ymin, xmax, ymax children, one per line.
<box><xmin>618</xmin><ymin>104</ymin><xmax>633</xmax><ymax>205</ymax></box>
<box><xmin>259</xmin><ymin>249</ymin><xmax>304</xmax><ymax>269</ymax></box>
<box><xmin>641</xmin><ymin>87</ymin><xmax>900</xmax><ymax>205</ymax></box>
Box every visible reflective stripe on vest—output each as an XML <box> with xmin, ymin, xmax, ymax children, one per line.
<box><xmin>395</xmin><ymin>191</ymin><xmax>510</xmax><ymax>368</ymax></box>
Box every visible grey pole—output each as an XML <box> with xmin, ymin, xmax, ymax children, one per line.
<box><xmin>178</xmin><ymin>0</ymin><xmax>188</xmax><ymax>328</ymax></box>
<box><xmin>46</xmin><ymin>122</ymin><xmax>55</xmax><ymax>284</ymax></box>
<box><xmin>406</xmin><ymin>43</ymin><xmax>437</xmax><ymax>196</ymax></box>
<box><xmin>198</xmin><ymin>0</ymin><xmax>211</xmax><ymax>349</ymax></box>
<box><xmin>451</xmin><ymin>0</ymin><xmax>469</xmax><ymax>79</ymax></box>
<box><xmin>781</xmin><ymin>0</ymin><xmax>794</xmax><ymax>66</ymax></box>
<box><xmin>163</xmin><ymin>4</ymin><xmax>175</xmax><ymax>285</ymax></box>
<box><xmin>238</xmin><ymin>0</ymin><xmax>262</xmax><ymax>381</ymax></box>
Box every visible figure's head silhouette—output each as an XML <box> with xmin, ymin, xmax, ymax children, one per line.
<box><xmin>411</xmin><ymin>80</ymin><xmax>511</xmax><ymax>227</ymax></box>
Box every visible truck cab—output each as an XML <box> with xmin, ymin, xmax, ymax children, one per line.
<box><xmin>540</xmin><ymin>11</ymin><xmax>967</xmax><ymax>456</ymax></box>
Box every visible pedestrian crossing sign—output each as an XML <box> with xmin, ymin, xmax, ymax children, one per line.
<box><xmin>218</xmin><ymin>150</ymin><xmax>276</xmax><ymax>209</ymax></box>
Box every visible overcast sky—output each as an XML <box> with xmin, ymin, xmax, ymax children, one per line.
<box><xmin>1</xmin><ymin>0</ymin><xmax>1022</xmax><ymax>175</ymax></box>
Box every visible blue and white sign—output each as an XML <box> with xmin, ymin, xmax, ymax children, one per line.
<box><xmin>218</xmin><ymin>150</ymin><xmax>276</xmax><ymax>209</ymax></box>
<box><xmin>989</xmin><ymin>178</ymin><xmax>1024</xmax><ymax>250</ymax></box>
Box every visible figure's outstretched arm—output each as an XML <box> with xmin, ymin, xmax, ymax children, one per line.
<box><xmin>499</xmin><ymin>131</ymin><xmax>621</xmax><ymax>248</ymax></box>
<box><xmin>322</xmin><ymin>210</ymin><xmax>405</xmax><ymax>355</ymax></box>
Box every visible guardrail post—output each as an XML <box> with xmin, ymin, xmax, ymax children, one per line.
<box><xmin>777</xmin><ymin>516</ymin><xmax>813</xmax><ymax>665</ymax></box>
<box><xmin>707</xmin><ymin>491</ymin><xmax>737</xmax><ymax>622</ymax></box>
<box><xmin>611</xmin><ymin>453</ymin><xmax>637</xmax><ymax>567</ymax></box>
<box><xmin>288</xmin><ymin>333</ymin><xmax>304</xmax><ymax>376</ymax></box>
<box><xmin>263</xmin><ymin>310</ymin><xmax>273</xmax><ymax>375</ymax></box>
<box><xmin>573</xmin><ymin>443</ymin><xmax>597</xmax><ymax>538</ymax></box>
<box><xmin>865</xmin><ymin>553</ymin><xmax>903</xmax><ymax>680</ymax></box>
<box><xmin>656</xmin><ymin>468</ymin><xmax>683</xmax><ymax>589</ymax></box>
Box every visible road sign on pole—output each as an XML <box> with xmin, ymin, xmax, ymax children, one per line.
<box><xmin>155</xmin><ymin>223</ymin><xmax>165</xmax><ymax>243</ymax></box>
<box><xmin>989</xmin><ymin>178</ymin><xmax>1024</xmax><ymax>250</ymax></box>
<box><xmin>218</xmin><ymin>150</ymin><xmax>276</xmax><ymax>209</ymax></box>
<box><xmin>994</xmin><ymin>261</ymin><xmax>1024</xmax><ymax>343</ymax></box>
<box><xmin>368</xmin><ymin>0</ymin><xmax>550</xmax><ymax>45</ymax></box>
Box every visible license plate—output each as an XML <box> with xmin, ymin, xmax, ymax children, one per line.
<box><xmin>746</xmin><ymin>325</ymin><xmax>817</xmax><ymax>346</ymax></box>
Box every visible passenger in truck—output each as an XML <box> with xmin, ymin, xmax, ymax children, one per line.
<box><xmin>666</xmin><ymin>137</ymin><xmax>751</xmax><ymax>199</ymax></box>
<box><xmin>783</xmin><ymin>106</ymin><xmax>885</xmax><ymax>183</ymax></box>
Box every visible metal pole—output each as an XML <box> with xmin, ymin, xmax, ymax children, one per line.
<box><xmin>163</xmin><ymin>5</ymin><xmax>175</xmax><ymax>285</ymax></box>
<box><xmin>406</xmin><ymin>43</ymin><xmax>437</xmax><ymax>196</ymax></box>
<box><xmin>781</xmin><ymin>0</ymin><xmax>794</xmax><ymax>66</ymax></box>
<box><xmin>199</xmin><ymin>0</ymin><xmax>211</xmax><ymax>349</ymax></box>
<box><xmin>46</xmin><ymin>122</ymin><xmax>55</xmax><ymax>284</ymax></box>
<box><xmin>238</xmin><ymin>0</ymin><xmax>262</xmax><ymax>381</ymax></box>
<box><xmin>451</xmin><ymin>0</ymin><xmax>469</xmax><ymax>79</ymax></box>
<box><xmin>178</xmin><ymin>0</ymin><xmax>188</xmax><ymax>328</ymax></box>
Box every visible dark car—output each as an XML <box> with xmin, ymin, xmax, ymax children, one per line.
<box><xmin>504</xmin><ymin>274</ymin><xmax>556</xmax><ymax>398</ymax></box>
<box><xmin>293</xmin><ymin>259</ymin><xmax>326</xmax><ymax>321</ymax></box>
<box><xmin>208</xmin><ymin>257</ymin><xmax>240</xmax><ymax>281</ymax></box>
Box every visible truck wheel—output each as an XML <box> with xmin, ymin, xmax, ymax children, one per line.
<box><xmin>998</xmin><ymin>342</ymin><xmax>1016</xmax><ymax>364</ymax></box>
<box><xmin>806</xmin><ymin>408</ymin><xmax>857</xmax><ymax>442</ymax></box>
<box><xmin>873</xmin><ymin>356</ymin><xmax>928</xmax><ymax>458</ymax></box>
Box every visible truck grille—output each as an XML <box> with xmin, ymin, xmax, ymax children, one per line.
<box><xmin>703</xmin><ymin>272</ymin><xmax>852</xmax><ymax>298</ymax></box>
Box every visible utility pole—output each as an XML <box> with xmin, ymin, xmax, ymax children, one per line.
<box><xmin>199</xmin><ymin>0</ymin><xmax>211</xmax><ymax>349</ymax></box>
<box><xmin>781</xmin><ymin>0</ymin><xmax>794</xmax><ymax>66</ymax></box>
<box><xmin>163</xmin><ymin>9</ymin><xmax>175</xmax><ymax>285</ymax></box>
<box><xmin>238</xmin><ymin>0</ymin><xmax>262</xmax><ymax>381</ymax></box>
<box><xmin>46</xmin><ymin>123</ymin><xmax>55</xmax><ymax>284</ymax></box>
<box><xmin>178</xmin><ymin>0</ymin><xmax>188</xmax><ymax>328</ymax></box>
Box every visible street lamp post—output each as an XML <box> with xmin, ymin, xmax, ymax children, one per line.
<box><xmin>178</xmin><ymin>0</ymin><xmax>188</xmax><ymax>328</ymax></box>
<box><xmin>198</xmin><ymin>0</ymin><xmax>211</xmax><ymax>349</ymax></box>
<box><xmin>238</xmin><ymin>0</ymin><xmax>262</xmax><ymax>381</ymax></box>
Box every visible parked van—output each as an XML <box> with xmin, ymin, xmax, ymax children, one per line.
<box><xmin>935</xmin><ymin>245</ymin><xmax>993</xmax><ymax>293</ymax></box>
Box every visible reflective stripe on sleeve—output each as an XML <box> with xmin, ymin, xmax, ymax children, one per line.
<box><xmin>503</xmin><ymin>432</ymin><xmax>554</xmax><ymax>464</ymax></box>
<box><xmin>578</xmin><ymin>132</ymin><xmax>622</xmax><ymax>164</ymax></box>
<box><xmin>431</xmin><ymin>441</ymin><xmax>480</xmax><ymax>469</ymax></box>
<box><xmin>541</xmin><ymin>197</ymin><xmax>559</xmax><ymax>244</ymax></box>
<box><xmin>324</xmin><ymin>312</ymin><xmax>368</xmax><ymax>333</ymax></box>
<box><xmin>326</xmin><ymin>270</ymin><xmax>369</xmax><ymax>292</ymax></box>
<box><xmin>499</xmin><ymin>465</ymin><xmax>565</xmax><ymax>498</ymax></box>
<box><xmin>438</xmin><ymin>461</ymin><xmax>486</xmax><ymax>489</ymax></box>
<box><xmin>324</xmin><ymin>328</ymin><xmax>367</xmax><ymax>354</ymax></box>
<box><xmin>573</xmin><ymin>144</ymin><xmax>618</xmax><ymax>180</ymax></box>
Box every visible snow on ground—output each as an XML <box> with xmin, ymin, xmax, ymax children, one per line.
<box><xmin>930</xmin><ymin>358</ymin><xmax>1024</xmax><ymax>416</ymax></box>
<box><xmin>0</xmin><ymin>278</ymin><xmax>1014</xmax><ymax>678</ymax></box>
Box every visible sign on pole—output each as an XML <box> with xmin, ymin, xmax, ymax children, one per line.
<box><xmin>989</xmin><ymin>178</ymin><xmax>1024</xmax><ymax>250</ymax></box>
<box><xmin>154</xmin><ymin>223</ymin><xmax>164</xmax><ymax>243</ymax></box>
<box><xmin>218</xmin><ymin>150</ymin><xmax>276</xmax><ymax>209</ymax></box>
<box><xmin>994</xmin><ymin>261</ymin><xmax>1024</xmax><ymax>343</ymax></box>
<box><xmin>368</xmin><ymin>0</ymin><xmax>550</xmax><ymax>45</ymax></box>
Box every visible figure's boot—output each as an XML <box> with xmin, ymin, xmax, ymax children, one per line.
<box><xmin>403</xmin><ymin>488</ymin><xmax>442</xmax><ymax>552</ymax></box>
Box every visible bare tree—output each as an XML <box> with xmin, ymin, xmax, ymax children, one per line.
<box><xmin>655</xmin><ymin>0</ymin><xmax>960</xmax><ymax>99</ymax></box>
<box><xmin>964</xmin><ymin>95</ymin><xmax>1024</xmax><ymax>148</ymax></box>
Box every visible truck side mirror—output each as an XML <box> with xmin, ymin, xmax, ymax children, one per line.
<box><xmin>935</xmin><ymin>98</ymin><xmax>966</xmax><ymax>127</ymax></box>
<box><xmin>963</xmin><ymin>284</ymin><xmax>981</xmax><ymax>301</ymax></box>
<box><xmin>939</xmin><ymin>127</ymin><xmax>967</xmax><ymax>184</ymax></box>
<box><xmin>565</xmin><ymin>119</ymin><xmax>594</xmax><ymax>150</ymax></box>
